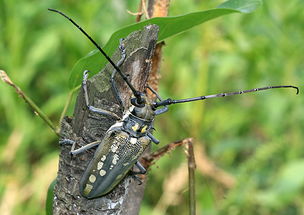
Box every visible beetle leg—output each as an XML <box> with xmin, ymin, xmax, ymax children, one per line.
<box><xmin>70</xmin><ymin>140</ymin><xmax>101</xmax><ymax>155</ymax></box>
<box><xmin>59</xmin><ymin>138</ymin><xmax>75</xmax><ymax>145</ymax></box>
<box><xmin>59</xmin><ymin>138</ymin><xmax>77</xmax><ymax>154</ymax></box>
<box><xmin>146</xmin><ymin>85</ymin><xmax>163</xmax><ymax>101</ymax></box>
<box><xmin>130</xmin><ymin>161</ymin><xmax>147</xmax><ymax>185</ymax></box>
<box><xmin>59</xmin><ymin>139</ymin><xmax>101</xmax><ymax>155</ymax></box>
<box><xmin>147</xmin><ymin>132</ymin><xmax>160</xmax><ymax>144</ymax></box>
<box><xmin>154</xmin><ymin>106</ymin><xmax>168</xmax><ymax>115</ymax></box>
<box><xmin>134</xmin><ymin>161</ymin><xmax>147</xmax><ymax>174</ymax></box>
<box><xmin>146</xmin><ymin>85</ymin><xmax>169</xmax><ymax>115</ymax></box>
<box><xmin>83</xmin><ymin>70</ymin><xmax>121</xmax><ymax>120</ymax></box>
<box><xmin>131</xmin><ymin>175</ymin><xmax>143</xmax><ymax>185</ymax></box>
<box><xmin>110</xmin><ymin>38</ymin><xmax>126</xmax><ymax>108</ymax></box>
<box><xmin>130</xmin><ymin>161</ymin><xmax>147</xmax><ymax>174</ymax></box>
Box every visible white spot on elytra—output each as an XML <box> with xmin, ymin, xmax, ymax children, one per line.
<box><xmin>99</xmin><ymin>170</ymin><xmax>106</xmax><ymax>176</ymax></box>
<box><xmin>112</xmin><ymin>154</ymin><xmax>119</xmax><ymax>165</ymax></box>
<box><xmin>97</xmin><ymin>161</ymin><xmax>103</xmax><ymax>170</ymax></box>
<box><xmin>130</xmin><ymin>138</ymin><xmax>137</xmax><ymax>144</ymax></box>
<box><xmin>84</xmin><ymin>184</ymin><xmax>93</xmax><ymax>195</ymax></box>
<box><xmin>111</xmin><ymin>145</ymin><xmax>118</xmax><ymax>152</ymax></box>
<box><xmin>101</xmin><ymin>155</ymin><xmax>106</xmax><ymax>161</ymax></box>
<box><xmin>123</xmin><ymin>162</ymin><xmax>129</xmax><ymax>166</ymax></box>
<box><xmin>89</xmin><ymin>174</ymin><xmax>96</xmax><ymax>183</ymax></box>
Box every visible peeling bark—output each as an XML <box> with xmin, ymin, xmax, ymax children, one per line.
<box><xmin>53</xmin><ymin>25</ymin><xmax>159</xmax><ymax>215</ymax></box>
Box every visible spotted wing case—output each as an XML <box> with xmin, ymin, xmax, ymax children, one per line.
<box><xmin>80</xmin><ymin>128</ymin><xmax>151</xmax><ymax>198</ymax></box>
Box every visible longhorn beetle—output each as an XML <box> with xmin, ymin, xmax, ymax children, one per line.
<box><xmin>49</xmin><ymin>9</ymin><xmax>299</xmax><ymax>199</ymax></box>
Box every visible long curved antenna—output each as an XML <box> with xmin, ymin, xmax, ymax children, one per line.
<box><xmin>48</xmin><ymin>8</ymin><xmax>144</xmax><ymax>104</ymax></box>
<box><xmin>153</xmin><ymin>85</ymin><xmax>299</xmax><ymax>107</ymax></box>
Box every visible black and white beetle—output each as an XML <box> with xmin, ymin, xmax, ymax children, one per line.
<box><xmin>49</xmin><ymin>9</ymin><xmax>299</xmax><ymax>199</ymax></box>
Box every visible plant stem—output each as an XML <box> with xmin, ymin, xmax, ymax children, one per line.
<box><xmin>186</xmin><ymin>139</ymin><xmax>196</xmax><ymax>215</ymax></box>
<box><xmin>0</xmin><ymin>70</ymin><xmax>59</xmax><ymax>136</ymax></box>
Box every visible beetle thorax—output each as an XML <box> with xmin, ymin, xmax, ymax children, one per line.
<box><xmin>121</xmin><ymin>104</ymin><xmax>155</xmax><ymax>137</ymax></box>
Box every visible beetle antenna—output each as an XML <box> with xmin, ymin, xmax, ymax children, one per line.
<box><xmin>153</xmin><ymin>85</ymin><xmax>299</xmax><ymax>107</ymax></box>
<box><xmin>48</xmin><ymin>8</ymin><xmax>144</xmax><ymax>105</ymax></box>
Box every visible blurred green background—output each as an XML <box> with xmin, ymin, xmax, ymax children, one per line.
<box><xmin>0</xmin><ymin>0</ymin><xmax>303</xmax><ymax>214</ymax></box>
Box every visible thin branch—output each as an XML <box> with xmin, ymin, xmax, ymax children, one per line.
<box><xmin>141</xmin><ymin>0</ymin><xmax>150</xmax><ymax>19</ymax></box>
<box><xmin>184</xmin><ymin>139</ymin><xmax>196</xmax><ymax>215</ymax></box>
<box><xmin>127</xmin><ymin>0</ymin><xmax>150</xmax><ymax>22</ymax></box>
<box><xmin>142</xmin><ymin>138</ymin><xmax>192</xmax><ymax>168</ymax></box>
<box><xmin>127</xmin><ymin>10</ymin><xmax>143</xmax><ymax>18</ymax></box>
<box><xmin>0</xmin><ymin>70</ymin><xmax>59</xmax><ymax>136</ymax></box>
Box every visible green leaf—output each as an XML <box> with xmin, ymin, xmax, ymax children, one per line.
<box><xmin>218</xmin><ymin>0</ymin><xmax>262</xmax><ymax>13</ymax></box>
<box><xmin>68</xmin><ymin>0</ymin><xmax>262</xmax><ymax>89</ymax></box>
<box><xmin>45</xmin><ymin>179</ymin><xmax>56</xmax><ymax>215</ymax></box>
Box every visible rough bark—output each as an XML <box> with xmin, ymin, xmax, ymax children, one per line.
<box><xmin>53</xmin><ymin>25</ymin><xmax>159</xmax><ymax>215</ymax></box>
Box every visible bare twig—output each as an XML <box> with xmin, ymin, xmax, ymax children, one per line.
<box><xmin>0</xmin><ymin>70</ymin><xmax>59</xmax><ymax>136</ymax></box>
<box><xmin>184</xmin><ymin>139</ymin><xmax>196</xmax><ymax>215</ymax></box>
<box><xmin>127</xmin><ymin>10</ymin><xmax>143</xmax><ymax>18</ymax></box>
<box><xmin>127</xmin><ymin>0</ymin><xmax>150</xmax><ymax>22</ymax></box>
<box><xmin>136</xmin><ymin>0</ymin><xmax>143</xmax><ymax>22</ymax></box>
<box><xmin>141</xmin><ymin>0</ymin><xmax>150</xmax><ymax>19</ymax></box>
<box><xmin>143</xmin><ymin>138</ymin><xmax>192</xmax><ymax>168</ymax></box>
